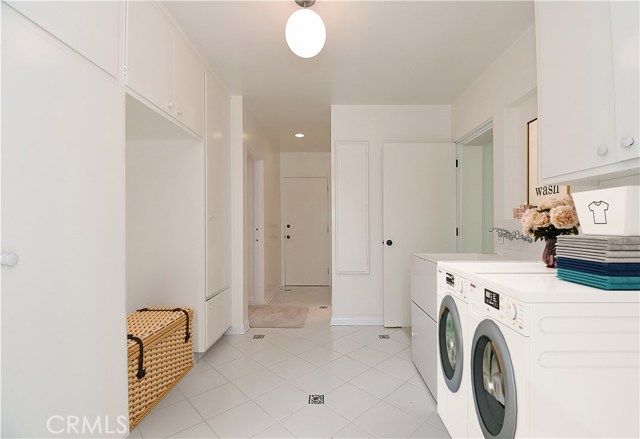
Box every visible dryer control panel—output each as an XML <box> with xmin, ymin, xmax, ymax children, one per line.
<box><xmin>469</xmin><ymin>284</ymin><xmax>529</xmax><ymax>336</ymax></box>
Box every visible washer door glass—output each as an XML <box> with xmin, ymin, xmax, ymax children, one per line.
<box><xmin>438</xmin><ymin>295</ymin><xmax>463</xmax><ymax>392</ymax></box>
<box><xmin>471</xmin><ymin>319</ymin><xmax>517</xmax><ymax>439</ymax></box>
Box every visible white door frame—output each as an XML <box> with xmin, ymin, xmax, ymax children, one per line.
<box><xmin>455</xmin><ymin>118</ymin><xmax>493</xmax><ymax>252</ymax></box>
<box><xmin>247</xmin><ymin>147</ymin><xmax>265</xmax><ymax>305</ymax></box>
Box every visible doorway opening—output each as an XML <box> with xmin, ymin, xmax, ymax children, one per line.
<box><xmin>457</xmin><ymin>120</ymin><xmax>494</xmax><ymax>254</ymax></box>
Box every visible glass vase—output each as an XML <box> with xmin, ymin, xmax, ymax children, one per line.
<box><xmin>542</xmin><ymin>237</ymin><xmax>557</xmax><ymax>268</ymax></box>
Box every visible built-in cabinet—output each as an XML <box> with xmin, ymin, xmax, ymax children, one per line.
<box><xmin>206</xmin><ymin>289</ymin><xmax>232</xmax><ymax>348</ymax></box>
<box><xmin>126</xmin><ymin>0</ymin><xmax>204</xmax><ymax>136</ymax></box>
<box><xmin>535</xmin><ymin>0</ymin><xmax>639</xmax><ymax>184</ymax></box>
<box><xmin>6</xmin><ymin>0</ymin><xmax>122</xmax><ymax>78</ymax></box>
<box><xmin>2</xmin><ymin>4</ymin><xmax>127</xmax><ymax>436</ymax></box>
<box><xmin>125</xmin><ymin>1</ymin><xmax>231</xmax><ymax>353</ymax></box>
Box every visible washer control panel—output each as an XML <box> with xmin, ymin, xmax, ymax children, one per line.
<box><xmin>437</xmin><ymin>269</ymin><xmax>468</xmax><ymax>302</ymax></box>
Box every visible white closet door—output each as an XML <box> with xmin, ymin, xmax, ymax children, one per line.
<box><xmin>1</xmin><ymin>7</ymin><xmax>127</xmax><ymax>436</ymax></box>
<box><xmin>383</xmin><ymin>143</ymin><xmax>456</xmax><ymax>327</ymax></box>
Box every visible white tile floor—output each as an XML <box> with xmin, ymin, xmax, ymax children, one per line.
<box><xmin>130</xmin><ymin>287</ymin><xmax>450</xmax><ymax>439</ymax></box>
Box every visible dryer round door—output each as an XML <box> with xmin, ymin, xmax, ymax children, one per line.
<box><xmin>438</xmin><ymin>295</ymin><xmax>463</xmax><ymax>392</ymax></box>
<box><xmin>471</xmin><ymin>319</ymin><xmax>517</xmax><ymax>439</ymax></box>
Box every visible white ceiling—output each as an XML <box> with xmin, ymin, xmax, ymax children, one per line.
<box><xmin>164</xmin><ymin>1</ymin><xmax>534</xmax><ymax>152</ymax></box>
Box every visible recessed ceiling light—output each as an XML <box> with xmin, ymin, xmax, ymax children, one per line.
<box><xmin>295</xmin><ymin>133</ymin><xmax>305</xmax><ymax>138</ymax></box>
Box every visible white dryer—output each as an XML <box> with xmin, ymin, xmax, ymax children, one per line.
<box><xmin>436</xmin><ymin>262</ymin><xmax>555</xmax><ymax>439</ymax></box>
<box><xmin>466</xmin><ymin>273</ymin><xmax>640</xmax><ymax>439</ymax></box>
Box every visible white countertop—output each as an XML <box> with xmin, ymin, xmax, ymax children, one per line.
<box><xmin>412</xmin><ymin>253</ymin><xmax>502</xmax><ymax>263</ymax></box>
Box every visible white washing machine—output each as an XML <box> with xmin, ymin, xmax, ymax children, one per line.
<box><xmin>465</xmin><ymin>272</ymin><xmax>640</xmax><ymax>439</ymax></box>
<box><xmin>436</xmin><ymin>268</ymin><xmax>471</xmax><ymax>438</ymax></box>
<box><xmin>436</xmin><ymin>262</ymin><xmax>555</xmax><ymax>438</ymax></box>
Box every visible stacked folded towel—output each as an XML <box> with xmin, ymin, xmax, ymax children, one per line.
<box><xmin>556</xmin><ymin>235</ymin><xmax>640</xmax><ymax>290</ymax></box>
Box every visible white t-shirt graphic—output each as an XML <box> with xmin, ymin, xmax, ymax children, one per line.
<box><xmin>588</xmin><ymin>201</ymin><xmax>609</xmax><ymax>224</ymax></box>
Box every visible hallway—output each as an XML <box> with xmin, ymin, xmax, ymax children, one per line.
<box><xmin>131</xmin><ymin>287</ymin><xmax>449</xmax><ymax>438</ymax></box>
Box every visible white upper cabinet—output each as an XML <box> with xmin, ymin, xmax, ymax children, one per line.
<box><xmin>6</xmin><ymin>1</ymin><xmax>122</xmax><ymax>78</ymax></box>
<box><xmin>126</xmin><ymin>1</ymin><xmax>203</xmax><ymax>136</ymax></box>
<box><xmin>173</xmin><ymin>35</ymin><xmax>205</xmax><ymax>136</ymax></box>
<box><xmin>535</xmin><ymin>0</ymin><xmax>639</xmax><ymax>184</ymax></box>
<box><xmin>610</xmin><ymin>0</ymin><xmax>640</xmax><ymax>163</ymax></box>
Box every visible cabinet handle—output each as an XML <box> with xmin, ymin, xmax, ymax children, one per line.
<box><xmin>621</xmin><ymin>136</ymin><xmax>635</xmax><ymax>148</ymax></box>
<box><xmin>177</xmin><ymin>108</ymin><xmax>183</xmax><ymax>116</ymax></box>
<box><xmin>596</xmin><ymin>144</ymin><xmax>608</xmax><ymax>156</ymax></box>
<box><xmin>168</xmin><ymin>101</ymin><xmax>174</xmax><ymax>110</ymax></box>
<box><xmin>1</xmin><ymin>252</ymin><xmax>19</xmax><ymax>267</ymax></box>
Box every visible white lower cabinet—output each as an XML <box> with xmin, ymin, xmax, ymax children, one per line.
<box><xmin>206</xmin><ymin>289</ymin><xmax>232</xmax><ymax>349</ymax></box>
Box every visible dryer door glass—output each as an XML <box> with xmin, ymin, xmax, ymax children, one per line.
<box><xmin>471</xmin><ymin>319</ymin><xmax>517</xmax><ymax>439</ymax></box>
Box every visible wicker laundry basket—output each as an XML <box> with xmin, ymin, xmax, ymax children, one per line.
<box><xmin>126</xmin><ymin>307</ymin><xmax>193</xmax><ymax>429</ymax></box>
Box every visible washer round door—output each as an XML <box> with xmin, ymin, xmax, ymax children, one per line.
<box><xmin>471</xmin><ymin>319</ymin><xmax>517</xmax><ymax>439</ymax></box>
<box><xmin>438</xmin><ymin>295</ymin><xmax>463</xmax><ymax>392</ymax></box>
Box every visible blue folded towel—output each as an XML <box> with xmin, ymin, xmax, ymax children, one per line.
<box><xmin>556</xmin><ymin>257</ymin><xmax>640</xmax><ymax>276</ymax></box>
<box><xmin>557</xmin><ymin>268</ymin><xmax>640</xmax><ymax>290</ymax></box>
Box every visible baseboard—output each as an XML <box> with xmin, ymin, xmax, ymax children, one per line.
<box><xmin>265</xmin><ymin>285</ymin><xmax>283</xmax><ymax>304</ymax></box>
<box><xmin>330</xmin><ymin>316</ymin><xmax>384</xmax><ymax>326</ymax></box>
<box><xmin>225</xmin><ymin>320</ymin><xmax>250</xmax><ymax>335</ymax></box>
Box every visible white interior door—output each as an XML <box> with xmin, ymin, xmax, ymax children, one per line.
<box><xmin>383</xmin><ymin>143</ymin><xmax>456</xmax><ymax>327</ymax></box>
<box><xmin>283</xmin><ymin>177</ymin><xmax>330</xmax><ymax>285</ymax></box>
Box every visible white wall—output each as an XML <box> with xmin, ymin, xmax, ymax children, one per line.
<box><xmin>281</xmin><ymin>152</ymin><xmax>331</xmax><ymax>178</ymax></box>
<box><xmin>452</xmin><ymin>26</ymin><xmax>543</xmax><ymax>260</ymax></box>
<box><xmin>227</xmin><ymin>99</ymin><xmax>282</xmax><ymax>329</ymax></box>
<box><xmin>244</xmin><ymin>112</ymin><xmax>282</xmax><ymax>306</ymax></box>
<box><xmin>125</xmin><ymin>132</ymin><xmax>206</xmax><ymax>351</ymax></box>
<box><xmin>229</xmin><ymin>96</ymin><xmax>247</xmax><ymax>333</ymax></box>
<box><xmin>331</xmin><ymin>105</ymin><xmax>452</xmax><ymax>323</ymax></box>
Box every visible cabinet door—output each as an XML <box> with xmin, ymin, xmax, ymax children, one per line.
<box><xmin>206</xmin><ymin>72</ymin><xmax>231</xmax><ymax>296</ymax></box>
<box><xmin>611</xmin><ymin>0</ymin><xmax>640</xmax><ymax>162</ymax></box>
<box><xmin>206</xmin><ymin>289</ymin><xmax>231</xmax><ymax>349</ymax></box>
<box><xmin>536</xmin><ymin>1</ymin><xmax>617</xmax><ymax>180</ymax></box>
<box><xmin>173</xmin><ymin>34</ymin><xmax>204</xmax><ymax>136</ymax></box>
<box><xmin>2</xmin><ymin>6</ymin><xmax>127</xmax><ymax>436</ymax></box>
<box><xmin>126</xmin><ymin>0</ymin><xmax>173</xmax><ymax>114</ymax></box>
<box><xmin>7</xmin><ymin>1</ymin><xmax>122</xmax><ymax>78</ymax></box>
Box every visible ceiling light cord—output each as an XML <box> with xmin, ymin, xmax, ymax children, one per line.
<box><xmin>296</xmin><ymin>0</ymin><xmax>315</xmax><ymax>8</ymax></box>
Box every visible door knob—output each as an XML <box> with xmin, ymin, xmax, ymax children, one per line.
<box><xmin>286</xmin><ymin>235</ymin><xmax>291</xmax><ymax>239</ymax></box>
<box><xmin>1</xmin><ymin>252</ymin><xmax>19</xmax><ymax>267</ymax></box>
<box><xmin>386</xmin><ymin>240</ymin><xmax>393</xmax><ymax>246</ymax></box>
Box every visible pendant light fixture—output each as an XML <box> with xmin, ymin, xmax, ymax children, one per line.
<box><xmin>285</xmin><ymin>0</ymin><xmax>326</xmax><ymax>58</ymax></box>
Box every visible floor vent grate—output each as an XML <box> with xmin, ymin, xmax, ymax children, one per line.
<box><xmin>379</xmin><ymin>334</ymin><xmax>391</xmax><ymax>339</ymax></box>
<box><xmin>308</xmin><ymin>395</ymin><xmax>324</xmax><ymax>404</ymax></box>
<box><xmin>253</xmin><ymin>335</ymin><xmax>265</xmax><ymax>339</ymax></box>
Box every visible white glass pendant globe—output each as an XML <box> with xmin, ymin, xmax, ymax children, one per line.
<box><xmin>285</xmin><ymin>9</ymin><xmax>326</xmax><ymax>58</ymax></box>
